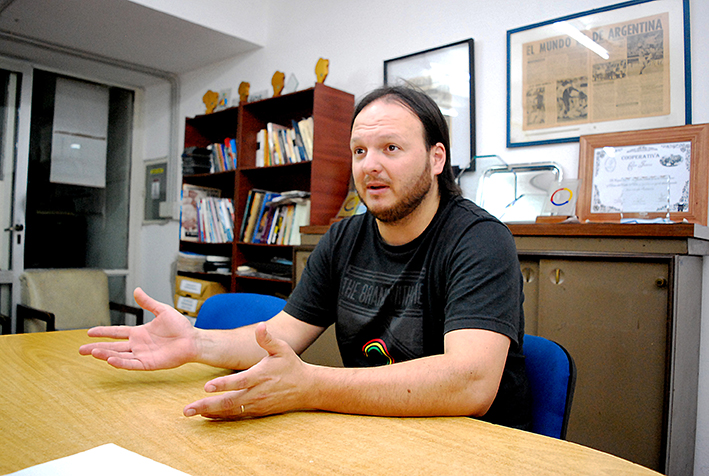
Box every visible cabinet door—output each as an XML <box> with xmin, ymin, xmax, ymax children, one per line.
<box><xmin>519</xmin><ymin>259</ymin><xmax>539</xmax><ymax>335</ymax></box>
<box><xmin>537</xmin><ymin>259</ymin><xmax>669</xmax><ymax>472</ymax></box>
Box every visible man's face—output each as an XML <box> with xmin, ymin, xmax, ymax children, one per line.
<box><xmin>350</xmin><ymin>99</ymin><xmax>442</xmax><ymax>223</ymax></box>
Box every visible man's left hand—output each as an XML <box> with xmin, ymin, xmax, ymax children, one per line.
<box><xmin>183</xmin><ymin>322</ymin><xmax>311</xmax><ymax>419</ymax></box>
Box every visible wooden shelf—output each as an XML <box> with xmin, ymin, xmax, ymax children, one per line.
<box><xmin>181</xmin><ymin>84</ymin><xmax>354</xmax><ymax>295</ymax></box>
<box><xmin>507</xmin><ymin>222</ymin><xmax>709</xmax><ymax>239</ymax></box>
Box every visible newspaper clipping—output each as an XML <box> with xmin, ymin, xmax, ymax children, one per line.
<box><xmin>522</xmin><ymin>13</ymin><xmax>669</xmax><ymax>131</ymax></box>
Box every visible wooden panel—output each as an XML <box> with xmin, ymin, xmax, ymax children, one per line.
<box><xmin>537</xmin><ymin>259</ymin><xmax>669</xmax><ymax>472</ymax></box>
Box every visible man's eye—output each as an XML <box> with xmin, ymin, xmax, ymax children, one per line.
<box><xmin>387</xmin><ymin>144</ymin><xmax>400</xmax><ymax>152</ymax></box>
<box><xmin>353</xmin><ymin>147</ymin><xmax>365</xmax><ymax>155</ymax></box>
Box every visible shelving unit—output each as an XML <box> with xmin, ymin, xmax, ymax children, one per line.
<box><xmin>179</xmin><ymin>83</ymin><xmax>354</xmax><ymax>297</ymax></box>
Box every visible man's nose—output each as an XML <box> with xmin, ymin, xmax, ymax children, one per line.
<box><xmin>359</xmin><ymin>150</ymin><xmax>383</xmax><ymax>174</ymax></box>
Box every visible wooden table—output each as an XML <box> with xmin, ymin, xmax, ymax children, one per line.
<box><xmin>0</xmin><ymin>330</ymin><xmax>660</xmax><ymax>475</ymax></box>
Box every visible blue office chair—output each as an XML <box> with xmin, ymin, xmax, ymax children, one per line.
<box><xmin>523</xmin><ymin>334</ymin><xmax>577</xmax><ymax>439</ymax></box>
<box><xmin>194</xmin><ymin>293</ymin><xmax>286</xmax><ymax>330</ymax></box>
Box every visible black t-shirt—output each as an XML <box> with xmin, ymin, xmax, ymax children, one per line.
<box><xmin>285</xmin><ymin>195</ymin><xmax>532</xmax><ymax>429</ymax></box>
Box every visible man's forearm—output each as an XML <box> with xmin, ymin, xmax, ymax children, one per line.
<box><xmin>194</xmin><ymin>311</ymin><xmax>325</xmax><ymax>371</ymax></box>
<box><xmin>303</xmin><ymin>353</ymin><xmax>500</xmax><ymax>417</ymax></box>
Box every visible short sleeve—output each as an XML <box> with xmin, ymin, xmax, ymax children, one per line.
<box><xmin>284</xmin><ymin>227</ymin><xmax>340</xmax><ymax>328</ymax></box>
<box><xmin>441</xmin><ymin>220</ymin><xmax>524</xmax><ymax>348</ymax></box>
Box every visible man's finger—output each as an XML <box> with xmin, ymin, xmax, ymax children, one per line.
<box><xmin>86</xmin><ymin>326</ymin><xmax>131</xmax><ymax>339</ymax></box>
<box><xmin>254</xmin><ymin>322</ymin><xmax>289</xmax><ymax>357</ymax></box>
<box><xmin>105</xmin><ymin>355</ymin><xmax>148</xmax><ymax>371</ymax></box>
<box><xmin>184</xmin><ymin>391</ymin><xmax>245</xmax><ymax>418</ymax></box>
<box><xmin>204</xmin><ymin>373</ymin><xmax>249</xmax><ymax>393</ymax></box>
<box><xmin>133</xmin><ymin>287</ymin><xmax>166</xmax><ymax>316</ymax></box>
<box><xmin>79</xmin><ymin>341</ymin><xmax>131</xmax><ymax>355</ymax></box>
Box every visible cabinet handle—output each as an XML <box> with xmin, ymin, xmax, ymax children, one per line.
<box><xmin>655</xmin><ymin>277</ymin><xmax>668</xmax><ymax>288</ymax></box>
<box><xmin>521</xmin><ymin>267</ymin><xmax>535</xmax><ymax>283</ymax></box>
<box><xmin>550</xmin><ymin>268</ymin><xmax>564</xmax><ymax>285</ymax></box>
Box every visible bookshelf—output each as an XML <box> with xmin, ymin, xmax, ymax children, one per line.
<box><xmin>179</xmin><ymin>83</ymin><xmax>354</xmax><ymax>297</ymax></box>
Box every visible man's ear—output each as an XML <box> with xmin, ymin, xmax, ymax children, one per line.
<box><xmin>430</xmin><ymin>143</ymin><xmax>446</xmax><ymax>175</ymax></box>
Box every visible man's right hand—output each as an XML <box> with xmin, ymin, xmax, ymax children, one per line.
<box><xmin>79</xmin><ymin>287</ymin><xmax>199</xmax><ymax>370</ymax></box>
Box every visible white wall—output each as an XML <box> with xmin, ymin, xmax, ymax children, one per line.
<box><xmin>139</xmin><ymin>0</ymin><xmax>709</xmax><ymax>472</ymax></box>
<box><xmin>139</xmin><ymin>81</ymin><xmax>179</xmax><ymax>304</ymax></box>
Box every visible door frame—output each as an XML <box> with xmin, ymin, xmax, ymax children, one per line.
<box><xmin>2</xmin><ymin>58</ymin><xmax>145</xmax><ymax>332</ymax></box>
<box><xmin>0</xmin><ymin>56</ymin><xmax>32</xmax><ymax>334</ymax></box>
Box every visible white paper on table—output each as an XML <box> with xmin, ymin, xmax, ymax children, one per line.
<box><xmin>7</xmin><ymin>443</ymin><xmax>192</xmax><ymax>476</ymax></box>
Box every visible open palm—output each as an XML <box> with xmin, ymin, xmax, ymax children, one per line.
<box><xmin>79</xmin><ymin>288</ymin><xmax>199</xmax><ymax>370</ymax></box>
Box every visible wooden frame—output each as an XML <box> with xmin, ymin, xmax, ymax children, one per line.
<box><xmin>384</xmin><ymin>39</ymin><xmax>475</xmax><ymax>169</ymax></box>
<box><xmin>577</xmin><ymin>123</ymin><xmax>709</xmax><ymax>224</ymax></box>
<box><xmin>507</xmin><ymin>0</ymin><xmax>691</xmax><ymax>148</ymax></box>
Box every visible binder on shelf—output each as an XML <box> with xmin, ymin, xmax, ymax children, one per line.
<box><xmin>255</xmin><ymin>129</ymin><xmax>268</xmax><ymax>167</ymax></box>
<box><xmin>241</xmin><ymin>190</ymin><xmax>266</xmax><ymax>242</ymax></box>
<box><xmin>297</xmin><ymin>117</ymin><xmax>314</xmax><ymax>161</ymax></box>
<box><xmin>182</xmin><ymin>147</ymin><xmax>213</xmax><ymax>175</ymax></box>
<box><xmin>252</xmin><ymin>191</ymin><xmax>282</xmax><ymax>243</ymax></box>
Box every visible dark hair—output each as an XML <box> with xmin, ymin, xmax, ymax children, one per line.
<box><xmin>351</xmin><ymin>85</ymin><xmax>462</xmax><ymax>197</ymax></box>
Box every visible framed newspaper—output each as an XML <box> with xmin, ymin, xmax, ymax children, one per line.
<box><xmin>384</xmin><ymin>39</ymin><xmax>475</xmax><ymax>169</ymax></box>
<box><xmin>506</xmin><ymin>0</ymin><xmax>690</xmax><ymax>148</ymax></box>
<box><xmin>577</xmin><ymin>123</ymin><xmax>709</xmax><ymax>225</ymax></box>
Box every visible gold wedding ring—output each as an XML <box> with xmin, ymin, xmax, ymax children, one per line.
<box><xmin>240</xmin><ymin>404</ymin><xmax>245</xmax><ymax>414</ymax></box>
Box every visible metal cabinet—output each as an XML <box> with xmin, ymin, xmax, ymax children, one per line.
<box><xmin>521</xmin><ymin>257</ymin><xmax>672</xmax><ymax>471</ymax></box>
<box><xmin>513</xmin><ymin>223</ymin><xmax>707</xmax><ymax>476</ymax></box>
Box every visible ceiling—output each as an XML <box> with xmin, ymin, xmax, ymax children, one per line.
<box><xmin>0</xmin><ymin>0</ymin><xmax>261</xmax><ymax>87</ymax></box>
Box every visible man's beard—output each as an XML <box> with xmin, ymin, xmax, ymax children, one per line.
<box><xmin>359</xmin><ymin>162</ymin><xmax>435</xmax><ymax>224</ymax></box>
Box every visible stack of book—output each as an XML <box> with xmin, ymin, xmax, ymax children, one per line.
<box><xmin>176</xmin><ymin>252</ymin><xmax>231</xmax><ymax>275</ymax></box>
<box><xmin>196</xmin><ymin>196</ymin><xmax>235</xmax><ymax>243</ymax></box>
<box><xmin>182</xmin><ymin>139</ymin><xmax>237</xmax><ymax>175</ymax></box>
<box><xmin>239</xmin><ymin>190</ymin><xmax>311</xmax><ymax>245</ymax></box>
<box><xmin>209</xmin><ymin>138</ymin><xmax>237</xmax><ymax>172</ymax></box>
<box><xmin>255</xmin><ymin>117</ymin><xmax>313</xmax><ymax>167</ymax></box>
<box><xmin>203</xmin><ymin>255</ymin><xmax>231</xmax><ymax>274</ymax></box>
<box><xmin>236</xmin><ymin>257</ymin><xmax>292</xmax><ymax>281</ymax></box>
<box><xmin>176</xmin><ymin>251</ymin><xmax>208</xmax><ymax>273</ymax></box>
<box><xmin>182</xmin><ymin>147</ymin><xmax>212</xmax><ymax>175</ymax></box>
<box><xmin>180</xmin><ymin>184</ymin><xmax>234</xmax><ymax>243</ymax></box>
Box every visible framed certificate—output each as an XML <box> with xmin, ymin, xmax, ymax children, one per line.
<box><xmin>507</xmin><ymin>0</ymin><xmax>690</xmax><ymax>147</ymax></box>
<box><xmin>577</xmin><ymin>124</ymin><xmax>709</xmax><ymax>224</ymax></box>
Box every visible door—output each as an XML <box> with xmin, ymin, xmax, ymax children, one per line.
<box><xmin>536</xmin><ymin>258</ymin><xmax>670</xmax><ymax>472</ymax></box>
<box><xmin>22</xmin><ymin>70</ymin><xmax>136</xmax><ymax>324</ymax></box>
<box><xmin>0</xmin><ymin>59</ymin><xmax>32</xmax><ymax>334</ymax></box>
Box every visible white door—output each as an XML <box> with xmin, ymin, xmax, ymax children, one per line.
<box><xmin>0</xmin><ymin>59</ymin><xmax>32</xmax><ymax>334</ymax></box>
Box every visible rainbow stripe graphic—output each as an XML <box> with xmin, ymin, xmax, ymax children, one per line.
<box><xmin>362</xmin><ymin>339</ymin><xmax>394</xmax><ymax>365</ymax></box>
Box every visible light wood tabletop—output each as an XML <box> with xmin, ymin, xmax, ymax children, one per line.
<box><xmin>0</xmin><ymin>330</ymin><xmax>660</xmax><ymax>475</ymax></box>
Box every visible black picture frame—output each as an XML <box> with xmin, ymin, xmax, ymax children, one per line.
<box><xmin>384</xmin><ymin>39</ymin><xmax>475</xmax><ymax>170</ymax></box>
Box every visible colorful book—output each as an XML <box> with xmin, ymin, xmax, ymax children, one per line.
<box><xmin>180</xmin><ymin>184</ymin><xmax>221</xmax><ymax>242</ymax></box>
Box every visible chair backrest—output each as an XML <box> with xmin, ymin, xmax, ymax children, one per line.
<box><xmin>20</xmin><ymin>269</ymin><xmax>112</xmax><ymax>332</ymax></box>
<box><xmin>194</xmin><ymin>293</ymin><xmax>286</xmax><ymax>330</ymax></box>
<box><xmin>523</xmin><ymin>334</ymin><xmax>577</xmax><ymax>439</ymax></box>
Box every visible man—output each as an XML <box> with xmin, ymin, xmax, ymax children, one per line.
<box><xmin>80</xmin><ymin>86</ymin><xmax>531</xmax><ymax>429</ymax></box>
